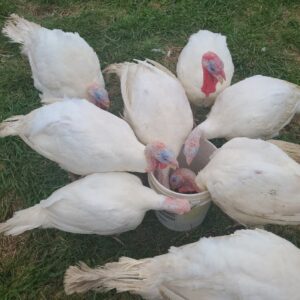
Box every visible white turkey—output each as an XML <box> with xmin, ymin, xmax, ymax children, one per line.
<box><xmin>0</xmin><ymin>172</ymin><xmax>190</xmax><ymax>236</ymax></box>
<box><xmin>184</xmin><ymin>75</ymin><xmax>300</xmax><ymax>164</ymax></box>
<box><xmin>0</xmin><ymin>99</ymin><xmax>178</xmax><ymax>175</ymax></box>
<box><xmin>64</xmin><ymin>229</ymin><xmax>300</xmax><ymax>300</ymax></box>
<box><xmin>2</xmin><ymin>14</ymin><xmax>109</xmax><ymax>109</ymax></box>
<box><xmin>176</xmin><ymin>30</ymin><xmax>234</xmax><ymax>107</ymax></box>
<box><xmin>105</xmin><ymin>59</ymin><xmax>193</xmax><ymax>186</ymax></box>
<box><xmin>196</xmin><ymin>137</ymin><xmax>300</xmax><ymax>227</ymax></box>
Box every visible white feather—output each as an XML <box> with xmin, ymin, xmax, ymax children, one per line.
<box><xmin>296</xmin><ymin>102</ymin><xmax>300</xmax><ymax>114</ymax></box>
<box><xmin>177</xmin><ymin>30</ymin><xmax>234</xmax><ymax>107</ymax></box>
<box><xmin>268</xmin><ymin>139</ymin><xmax>300</xmax><ymax>163</ymax></box>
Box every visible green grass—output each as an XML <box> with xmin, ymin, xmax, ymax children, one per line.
<box><xmin>0</xmin><ymin>0</ymin><xmax>299</xmax><ymax>299</ymax></box>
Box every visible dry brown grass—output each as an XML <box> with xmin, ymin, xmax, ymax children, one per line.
<box><xmin>285</xmin><ymin>48</ymin><xmax>300</xmax><ymax>64</ymax></box>
<box><xmin>17</xmin><ymin>1</ymin><xmax>89</xmax><ymax>19</ymax></box>
<box><xmin>0</xmin><ymin>194</ymin><xmax>28</xmax><ymax>263</ymax></box>
<box><xmin>161</xmin><ymin>46</ymin><xmax>182</xmax><ymax>73</ymax></box>
<box><xmin>0</xmin><ymin>234</ymin><xmax>28</xmax><ymax>263</ymax></box>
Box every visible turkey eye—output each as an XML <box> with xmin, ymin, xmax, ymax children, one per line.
<box><xmin>160</xmin><ymin>151</ymin><xmax>169</xmax><ymax>162</ymax></box>
<box><xmin>208</xmin><ymin>61</ymin><xmax>216</xmax><ymax>73</ymax></box>
<box><xmin>171</xmin><ymin>177</ymin><xmax>176</xmax><ymax>182</ymax></box>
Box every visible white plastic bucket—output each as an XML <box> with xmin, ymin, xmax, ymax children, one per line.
<box><xmin>148</xmin><ymin>138</ymin><xmax>217</xmax><ymax>231</ymax></box>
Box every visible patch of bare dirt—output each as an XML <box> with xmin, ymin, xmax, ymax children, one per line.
<box><xmin>0</xmin><ymin>234</ymin><xmax>28</xmax><ymax>262</ymax></box>
<box><xmin>284</xmin><ymin>48</ymin><xmax>300</xmax><ymax>64</ymax></box>
<box><xmin>18</xmin><ymin>2</ymin><xmax>87</xmax><ymax>19</ymax></box>
<box><xmin>282</xmin><ymin>7</ymin><xmax>300</xmax><ymax>22</ymax></box>
<box><xmin>148</xmin><ymin>1</ymin><xmax>165</xmax><ymax>10</ymax></box>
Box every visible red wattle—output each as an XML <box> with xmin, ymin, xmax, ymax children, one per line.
<box><xmin>158</xmin><ymin>162</ymin><xmax>168</xmax><ymax>169</ymax></box>
<box><xmin>201</xmin><ymin>68</ymin><xmax>218</xmax><ymax>97</ymax></box>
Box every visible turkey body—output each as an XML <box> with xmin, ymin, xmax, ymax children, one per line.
<box><xmin>196</xmin><ymin>138</ymin><xmax>300</xmax><ymax>226</ymax></box>
<box><xmin>2</xmin><ymin>14</ymin><xmax>106</xmax><ymax>104</ymax></box>
<box><xmin>0</xmin><ymin>99</ymin><xmax>147</xmax><ymax>175</ymax></box>
<box><xmin>106</xmin><ymin>59</ymin><xmax>193</xmax><ymax>157</ymax></box>
<box><xmin>64</xmin><ymin>229</ymin><xmax>300</xmax><ymax>300</ymax></box>
<box><xmin>0</xmin><ymin>173</ymin><xmax>185</xmax><ymax>236</ymax></box>
<box><xmin>198</xmin><ymin>75</ymin><xmax>300</xmax><ymax>140</ymax></box>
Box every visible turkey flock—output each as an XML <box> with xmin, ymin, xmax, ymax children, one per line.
<box><xmin>1</xmin><ymin>13</ymin><xmax>300</xmax><ymax>300</ymax></box>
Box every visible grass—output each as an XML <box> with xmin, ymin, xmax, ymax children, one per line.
<box><xmin>0</xmin><ymin>0</ymin><xmax>299</xmax><ymax>299</ymax></box>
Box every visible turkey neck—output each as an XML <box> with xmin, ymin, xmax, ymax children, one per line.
<box><xmin>157</xmin><ymin>168</ymin><xmax>171</xmax><ymax>189</ymax></box>
<box><xmin>133</xmin><ymin>144</ymin><xmax>149</xmax><ymax>173</ymax></box>
<box><xmin>197</xmin><ymin>119</ymin><xmax>219</xmax><ymax>140</ymax></box>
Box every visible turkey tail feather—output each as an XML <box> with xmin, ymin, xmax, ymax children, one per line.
<box><xmin>103</xmin><ymin>63</ymin><xmax>130</xmax><ymax>77</ymax></box>
<box><xmin>64</xmin><ymin>257</ymin><xmax>149</xmax><ymax>295</ymax></box>
<box><xmin>2</xmin><ymin>13</ymin><xmax>40</xmax><ymax>45</ymax></box>
<box><xmin>268</xmin><ymin>140</ymin><xmax>300</xmax><ymax>164</ymax></box>
<box><xmin>0</xmin><ymin>115</ymin><xmax>23</xmax><ymax>137</ymax></box>
<box><xmin>0</xmin><ymin>204</ymin><xmax>46</xmax><ymax>236</ymax></box>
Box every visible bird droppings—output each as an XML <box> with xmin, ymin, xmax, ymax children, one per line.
<box><xmin>151</xmin><ymin>48</ymin><xmax>166</xmax><ymax>54</ymax></box>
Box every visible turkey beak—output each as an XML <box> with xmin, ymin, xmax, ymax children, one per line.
<box><xmin>92</xmin><ymin>88</ymin><xmax>110</xmax><ymax>110</ymax></box>
<box><xmin>96</xmin><ymin>98</ymin><xmax>110</xmax><ymax>110</ymax></box>
<box><xmin>169</xmin><ymin>159</ymin><xmax>179</xmax><ymax>170</ymax></box>
<box><xmin>216</xmin><ymin>71</ymin><xmax>226</xmax><ymax>84</ymax></box>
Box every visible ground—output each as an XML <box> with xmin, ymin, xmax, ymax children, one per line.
<box><xmin>0</xmin><ymin>0</ymin><xmax>299</xmax><ymax>299</ymax></box>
